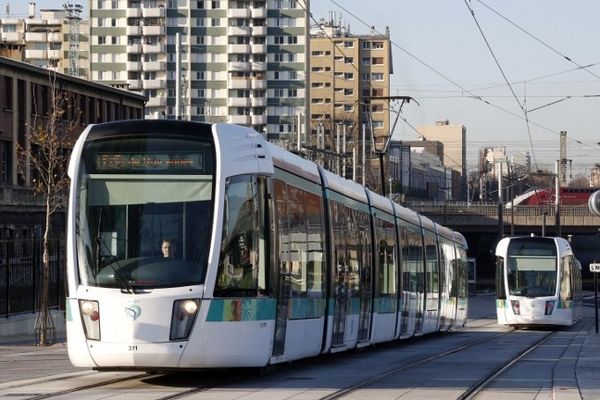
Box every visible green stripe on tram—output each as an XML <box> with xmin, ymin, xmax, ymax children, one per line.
<box><xmin>288</xmin><ymin>298</ymin><xmax>326</xmax><ymax>319</ymax></box>
<box><xmin>376</xmin><ymin>297</ymin><xmax>397</xmax><ymax>313</ymax></box>
<box><xmin>206</xmin><ymin>298</ymin><xmax>276</xmax><ymax>322</ymax></box>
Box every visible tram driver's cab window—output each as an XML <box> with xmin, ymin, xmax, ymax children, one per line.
<box><xmin>215</xmin><ymin>175</ymin><xmax>268</xmax><ymax>297</ymax></box>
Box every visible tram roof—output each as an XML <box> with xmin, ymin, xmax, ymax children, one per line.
<box><xmin>392</xmin><ymin>202</ymin><xmax>421</xmax><ymax>227</ymax></box>
<box><xmin>320</xmin><ymin>167</ymin><xmax>369</xmax><ymax>204</ymax></box>
<box><xmin>267</xmin><ymin>142</ymin><xmax>321</xmax><ymax>184</ymax></box>
<box><xmin>365</xmin><ymin>189</ymin><xmax>394</xmax><ymax>217</ymax></box>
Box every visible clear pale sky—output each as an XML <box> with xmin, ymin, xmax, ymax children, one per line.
<box><xmin>9</xmin><ymin>0</ymin><xmax>600</xmax><ymax>174</ymax></box>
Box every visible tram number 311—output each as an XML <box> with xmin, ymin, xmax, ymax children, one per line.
<box><xmin>128</xmin><ymin>345</ymin><xmax>138</xmax><ymax>351</ymax></box>
<box><xmin>590</xmin><ymin>263</ymin><xmax>600</xmax><ymax>273</ymax></box>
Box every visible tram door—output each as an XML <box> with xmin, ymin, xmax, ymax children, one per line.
<box><xmin>272</xmin><ymin>181</ymin><xmax>290</xmax><ymax>357</ymax></box>
<box><xmin>399</xmin><ymin>225</ymin><xmax>417</xmax><ymax>337</ymax></box>
<box><xmin>357</xmin><ymin>214</ymin><xmax>372</xmax><ymax>343</ymax></box>
<box><xmin>331</xmin><ymin>203</ymin><xmax>349</xmax><ymax>347</ymax></box>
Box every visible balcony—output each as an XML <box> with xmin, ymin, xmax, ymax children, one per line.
<box><xmin>25</xmin><ymin>49</ymin><xmax>47</xmax><ymax>59</ymax></box>
<box><xmin>252</xmin><ymin>26</ymin><xmax>267</xmax><ymax>36</ymax></box>
<box><xmin>143</xmin><ymin>61</ymin><xmax>165</xmax><ymax>71</ymax></box>
<box><xmin>228</xmin><ymin>78</ymin><xmax>251</xmax><ymax>89</ymax></box>
<box><xmin>47</xmin><ymin>32</ymin><xmax>62</xmax><ymax>42</ymax></box>
<box><xmin>251</xmin><ymin>61</ymin><xmax>266</xmax><ymax>71</ymax></box>
<box><xmin>229</xmin><ymin>115</ymin><xmax>251</xmax><ymax>125</ymax></box>
<box><xmin>251</xmin><ymin>79</ymin><xmax>267</xmax><ymax>89</ymax></box>
<box><xmin>251</xmin><ymin>96</ymin><xmax>267</xmax><ymax>107</ymax></box>
<box><xmin>250</xmin><ymin>8</ymin><xmax>266</xmax><ymax>18</ymax></box>
<box><xmin>228</xmin><ymin>26</ymin><xmax>251</xmax><ymax>36</ymax></box>
<box><xmin>127</xmin><ymin>43</ymin><xmax>142</xmax><ymax>53</ymax></box>
<box><xmin>1</xmin><ymin>32</ymin><xmax>24</xmax><ymax>42</ymax></box>
<box><xmin>47</xmin><ymin>49</ymin><xmax>62</xmax><ymax>59</ymax></box>
<box><xmin>142</xmin><ymin>7</ymin><xmax>165</xmax><ymax>18</ymax></box>
<box><xmin>126</xmin><ymin>7</ymin><xmax>141</xmax><ymax>18</ymax></box>
<box><xmin>126</xmin><ymin>25</ymin><xmax>142</xmax><ymax>36</ymax></box>
<box><xmin>143</xmin><ymin>79</ymin><xmax>166</xmax><ymax>90</ymax></box>
<box><xmin>142</xmin><ymin>25</ymin><xmax>165</xmax><ymax>36</ymax></box>
<box><xmin>228</xmin><ymin>8</ymin><xmax>251</xmax><ymax>18</ymax></box>
<box><xmin>127</xmin><ymin>79</ymin><xmax>142</xmax><ymax>90</ymax></box>
<box><xmin>251</xmin><ymin>114</ymin><xmax>267</xmax><ymax>125</ymax></box>
<box><xmin>146</xmin><ymin>95</ymin><xmax>166</xmax><ymax>108</ymax></box>
<box><xmin>228</xmin><ymin>97</ymin><xmax>251</xmax><ymax>107</ymax></box>
<box><xmin>126</xmin><ymin>61</ymin><xmax>141</xmax><ymax>70</ymax></box>
<box><xmin>142</xmin><ymin>43</ymin><xmax>165</xmax><ymax>53</ymax></box>
<box><xmin>228</xmin><ymin>44</ymin><xmax>251</xmax><ymax>53</ymax></box>
<box><xmin>251</xmin><ymin>44</ymin><xmax>266</xmax><ymax>53</ymax></box>
<box><xmin>25</xmin><ymin>32</ymin><xmax>47</xmax><ymax>42</ymax></box>
<box><xmin>228</xmin><ymin>61</ymin><xmax>251</xmax><ymax>71</ymax></box>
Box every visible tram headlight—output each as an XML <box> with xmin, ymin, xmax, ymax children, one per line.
<box><xmin>510</xmin><ymin>300</ymin><xmax>521</xmax><ymax>315</ymax></box>
<box><xmin>545</xmin><ymin>300</ymin><xmax>555</xmax><ymax>315</ymax></box>
<box><xmin>170</xmin><ymin>299</ymin><xmax>200</xmax><ymax>341</ymax></box>
<box><xmin>78</xmin><ymin>300</ymin><xmax>100</xmax><ymax>341</ymax></box>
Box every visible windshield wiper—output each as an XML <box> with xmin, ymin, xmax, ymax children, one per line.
<box><xmin>95</xmin><ymin>208</ymin><xmax>136</xmax><ymax>294</ymax></box>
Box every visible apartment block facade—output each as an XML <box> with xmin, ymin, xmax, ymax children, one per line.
<box><xmin>309</xmin><ymin>22</ymin><xmax>392</xmax><ymax>182</ymax></box>
<box><xmin>90</xmin><ymin>0</ymin><xmax>308</xmax><ymax>139</ymax></box>
<box><xmin>0</xmin><ymin>5</ymin><xmax>89</xmax><ymax>79</ymax></box>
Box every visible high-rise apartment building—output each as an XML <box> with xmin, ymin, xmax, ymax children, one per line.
<box><xmin>0</xmin><ymin>3</ymin><xmax>89</xmax><ymax>78</ymax></box>
<box><xmin>309</xmin><ymin>21</ymin><xmax>392</xmax><ymax>182</ymax></box>
<box><xmin>90</xmin><ymin>0</ymin><xmax>308</xmax><ymax>139</ymax></box>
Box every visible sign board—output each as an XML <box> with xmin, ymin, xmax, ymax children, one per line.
<box><xmin>590</xmin><ymin>263</ymin><xmax>600</xmax><ymax>273</ymax></box>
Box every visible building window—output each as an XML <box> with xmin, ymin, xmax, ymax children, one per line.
<box><xmin>344</xmin><ymin>88</ymin><xmax>353</xmax><ymax>95</ymax></box>
<box><xmin>273</xmin><ymin>71</ymin><xmax>280</xmax><ymax>79</ymax></box>
<box><xmin>362</xmin><ymin>41</ymin><xmax>371</xmax><ymax>49</ymax></box>
<box><xmin>98</xmin><ymin>36</ymin><xmax>106</xmax><ymax>45</ymax></box>
<box><xmin>274</xmin><ymin>53</ymin><xmax>283</xmax><ymax>62</ymax></box>
<box><xmin>289</xmin><ymin>71</ymin><xmax>297</xmax><ymax>79</ymax></box>
<box><xmin>274</xmin><ymin>88</ymin><xmax>284</xmax><ymax>97</ymax></box>
<box><xmin>274</xmin><ymin>36</ymin><xmax>284</xmax><ymax>44</ymax></box>
<box><xmin>372</xmin><ymin>73</ymin><xmax>384</xmax><ymax>81</ymax></box>
<box><xmin>344</xmin><ymin>72</ymin><xmax>354</xmax><ymax>80</ymax></box>
<box><xmin>211</xmin><ymin>0</ymin><xmax>219</xmax><ymax>8</ymax></box>
<box><xmin>373</xmin><ymin>41</ymin><xmax>384</xmax><ymax>49</ymax></box>
<box><xmin>211</xmin><ymin>18</ymin><xmax>220</xmax><ymax>26</ymax></box>
<box><xmin>362</xmin><ymin>73</ymin><xmax>370</xmax><ymax>81</ymax></box>
<box><xmin>344</xmin><ymin>57</ymin><xmax>353</xmax><ymax>64</ymax></box>
<box><xmin>361</xmin><ymin>57</ymin><xmax>370</xmax><ymax>65</ymax></box>
<box><xmin>372</xmin><ymin>121</ymin><xmax>384</xmax><ymax>128</ymax></box>
<box><xmin>288</xmin><ymin>89</ymin><xmax>297</xmax><ymax>97</ymax></box>
<box><xmin>197</xmin><ymin>0</ymin><xmax>204</xmax><ymax>7</ymax></box>
<box><xmin>344</xmin><ymin>40</ymin><xmax>354</xmax><ymax>47</ymax></box>
<box><xmin>287</xmin><ymin>36</ymin><xmax>297</xmax><ymax>44</ymax></box>
<box><xmin>0</xmin><ymin>140</ymin><xmax>11</xmax><ymax>184</ymax></box>
<box><xmin>372</xmin><ymin>57</ymin><xmax>384</xmax><ymax>65</ymax></box>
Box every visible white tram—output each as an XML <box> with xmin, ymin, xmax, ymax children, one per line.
<box><xmin>495</xmin><ymin>236</ymin><xmax>583</xmax><ymax>327</ymax></box>
<box><xmin>66</xmin><ymin>120</ymin><xmax>469</xmax><ymax>370</ymax></box>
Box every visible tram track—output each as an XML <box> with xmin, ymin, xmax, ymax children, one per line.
<box><xmin>319</xmin><ymin>328</ymin><xmax>515</xmax><ymax>400</ymax></box>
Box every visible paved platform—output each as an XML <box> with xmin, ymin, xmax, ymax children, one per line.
<box><xmin>0</xmin><ymin>295</ymin><xmax>598</xmax><ymax>399</ymax></box>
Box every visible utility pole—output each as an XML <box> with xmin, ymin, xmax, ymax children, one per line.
<box><xmin>555</xmin><ymin>160</ymin><xmax>561</xmax><ymax>237</ymax></box>
<box><xmin>497</xmin><ymin>158</ymin><xmax>505</xmax><ymax>240</ymax></box>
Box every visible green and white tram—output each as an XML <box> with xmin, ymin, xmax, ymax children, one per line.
<box><xmin>495</xmin><ymin>236</ymin><xmax>583</xmax><ymax>327</ymax></box>
<box><xmin>66</xmin><ymin>120</ymin><xmax>468</xmax><ymax>370</ymax></box>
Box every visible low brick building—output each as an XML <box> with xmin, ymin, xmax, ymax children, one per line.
<box><xmin>0</xmin><ymin>56</ymin><xmax>145</xmax><ymax>238</ymax></box>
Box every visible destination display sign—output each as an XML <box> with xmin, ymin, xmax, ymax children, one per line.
<box><xmin>95</xmin><ymin>152</ymin><xmax>204</xmax><ymax>172</ymax></box>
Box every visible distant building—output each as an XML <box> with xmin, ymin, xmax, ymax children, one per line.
<box><xmin>417</xmin><ymin>120</ymin><xmax>467</xmax><ymax>200</ymax></box>
<box><xmin>0</xmin><ymin>56</ymin><xmax>145</xmax><ymax>238</ymax></box>
<box><xmin>590</xmin><ymin>164</ymin><xmax>600</xmax><ymax>187</ymax></box>
<box><xmin>309</xmin><ymin>19</ymin><xmax>392</xmax><ymax>184</ymax></box>
<box><xmin>0</xmin><ymin>4</ymin><xmax>89</xmax><ymax>79</ymax></box>
<box><xmin>389</xmin><ymin>140</ymin><xmax>452</xmax><ymax>201</ymax></box>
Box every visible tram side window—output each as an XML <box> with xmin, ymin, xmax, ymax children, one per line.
<box><xmin>495</xmin><ymin>256</ymin><xmax>506</xmax><ymax>299</ymax></box>
<box><xmin>215</xmin><ymin>175</ymin><xmax>268</xmax><ymax>297</ymax></box>
<box><xmin>560</xmin><ymin>255</ymin><xmax>572</xmax><ymax>301</ymax></box>
<box><xmin>376</xmin><ymin>218</ymin><xmax>397</xmax><ymax>298</ymax></box>
<box><xmin>457</xmin><ymin>247</ymin><xmax>468</xmax><ymax>298</ymax></box>
<box><xmin>424</xmin><ymin>231</ymin><xmax>439</xmax><ymax>298</ymax></box>
<box><xmin>274</xmin><ymin>179</ymin><xmax>325</xmax><ymax>298</ymax></box>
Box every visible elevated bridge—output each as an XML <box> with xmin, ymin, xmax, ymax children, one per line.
<box><xmin>406</xmin><ymin>203</ymin><xmax>600</xmax><ymax>235</ymax></box>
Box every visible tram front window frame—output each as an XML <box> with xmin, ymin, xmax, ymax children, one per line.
<box><xmin>75</xmin><ymin>135</ymin><xmax>215</xmax><ymax>290</ymax></box>
<box><xmin>506</xmin><ymin>238</ymin><xmax>557</xmax><ymax>298</ymax></box>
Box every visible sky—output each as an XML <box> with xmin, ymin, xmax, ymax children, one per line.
<box><xmin>7</xmin><ymin>0</ymin><xmax>600</xmax><ymax>175</ymax></box>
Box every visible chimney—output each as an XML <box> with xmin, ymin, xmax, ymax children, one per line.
<box><xmin>28</xmin><ymin>2</ymin><xmax>35</xmax><ymax>19</ymax></box>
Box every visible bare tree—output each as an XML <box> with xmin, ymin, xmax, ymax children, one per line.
<box><xmin>568</xmin><ymin>175</ymin><xmax>590</xmax><ymax>188</ymax></box>
<box><xmin>17</xmin><ymin>76</ymin><xmax>79</xmax><ymax>345</ymax></box>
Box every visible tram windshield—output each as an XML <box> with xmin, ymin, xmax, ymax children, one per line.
<box><xmin>75</xmin><ymin>135</ymin><xmax>215</xmax><ymax>289</ymax></box>
<box><xmin>506</xmin><ymin>238</ymin><xmax>557</xmax><ymax>297</ymax></box>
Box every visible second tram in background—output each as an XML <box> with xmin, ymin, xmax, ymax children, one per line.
<box><xmin>495</xmin><ymin>236</ymin><xmax>582</xmax><ymax>327</ymax></box>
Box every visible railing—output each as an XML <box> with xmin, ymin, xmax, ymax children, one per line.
<box><xmin>0</xmin><ymin>237</ymin><xmax>65</xmax><ymax>318</ymax></box>
<box><xmin>405</xmin><ymin>203</ymin><xmax>595</xmax><ymax>217</ymax></box>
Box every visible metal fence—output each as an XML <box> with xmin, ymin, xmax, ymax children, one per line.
<box><xmin>0</xmin><ymin>236</ymin><xmax>65</xmax><ymax>318</ymax></box>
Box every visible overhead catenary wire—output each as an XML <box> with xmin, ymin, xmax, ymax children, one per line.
<box><xmin>328</xmin><ymin>0</ymin><xmax>600</xmax><ymax>162</ymax></box>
